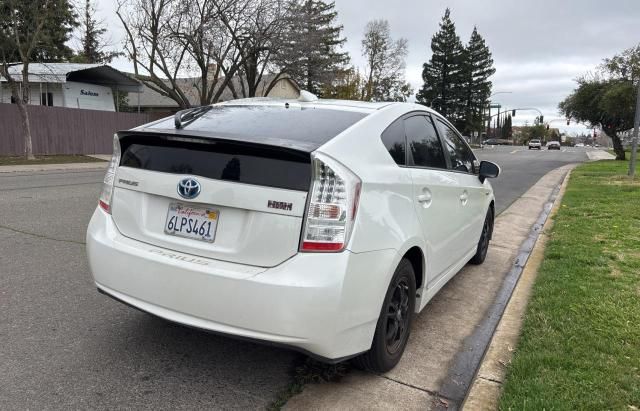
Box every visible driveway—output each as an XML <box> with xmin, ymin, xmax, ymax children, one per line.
<box><xmin>0</xmin><ymin>147</ymin><xmax>589</xmax><ymax>409</ymax></box>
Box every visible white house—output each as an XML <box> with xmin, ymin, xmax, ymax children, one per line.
<box><xmin>0</xmin><ymin>63</ymin><xmax>142</xmax><ymax>112</ymax></box>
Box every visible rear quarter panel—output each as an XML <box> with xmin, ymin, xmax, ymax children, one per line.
<box><xmin>316</xmin><ymin>104</ymin><xmax>425</xmax><ymax>255</ymax></box>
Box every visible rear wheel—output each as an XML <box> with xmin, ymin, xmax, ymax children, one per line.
<box><xmin>469</xmin><ymin>207</ymin><xmax>494</xmax><ymax>265</ymax></box>
<box><xmin>354</xmin><ymin>259</ymin><xmax>416</xmax><ymax>373</ymax></box>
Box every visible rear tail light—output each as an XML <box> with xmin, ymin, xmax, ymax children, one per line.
<box><xmin>98</xmin><ymin>135</ymin><xmax>121</xmax><ymax>214</ymax></box>
<box><xmin>300</xmin><ymin>154</ymin><xmax>361</xmax><ymax>252</ymax></box>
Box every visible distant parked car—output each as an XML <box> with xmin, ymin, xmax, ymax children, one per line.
<box><xmin>575</xmin><ymin>143</ymin><xmax>585</xmax><ymax>147</ymax></box>
<box><xmin>483</xmin><ymin>138</ymin><xmax>499</xmax><ymax>145</ymax></box>
<box><xmin>547</xmin><ymin>141</ymin><xmax>561</xmax><ymax>150</ymax></box>
<box><xmin>528</xmin><ymin>139</ymin><xmax>542</xmax><ymax>150</ymax></box>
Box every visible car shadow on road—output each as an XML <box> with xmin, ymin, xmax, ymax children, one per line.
<box><xmin>83</xmin><ymin>309</ymin><xmax>300</xmax><ymax>408</ymax></box>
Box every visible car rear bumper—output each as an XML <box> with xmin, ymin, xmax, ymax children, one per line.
<box><xmin>86</xmin><ymin>208</ymin><xmax>397</xmax><ymax>360</ymax></box>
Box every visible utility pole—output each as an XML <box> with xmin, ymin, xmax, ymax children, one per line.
<box><xmin>629</xmin><ymin>80</ymin><xmax>640</xmax><ymax>178</ymax></box>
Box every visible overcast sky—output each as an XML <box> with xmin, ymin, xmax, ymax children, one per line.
<box><xmin>97</xmin><ymin>0</ymin><xmax>640</xmax><ymax>135</ymax></box>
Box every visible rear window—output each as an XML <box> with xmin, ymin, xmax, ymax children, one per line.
<box><xmin>119</xmin><ymin>134</ymin><xmax>312</xmax><ymax>191</ymax></box>
<box><xmin>145</xmin><ymin>105</ymin><xmax>368</xmax><ymax>152</ymax></box>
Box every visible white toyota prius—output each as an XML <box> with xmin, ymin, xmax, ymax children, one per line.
<box><xmin>86</xmin><ymin>96</ymin><xmax>500</xmax><ymax>372</ymax></box>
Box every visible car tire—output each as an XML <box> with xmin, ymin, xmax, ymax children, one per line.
<box><xmin>353</xmin><ymin>258</ymin><xmax>416</xmax><ymax>373</ymax></box>
<box><xmin>469</xmin><ymin>207</ymin><xmax>494</xmax><ymax>265</ymax></box>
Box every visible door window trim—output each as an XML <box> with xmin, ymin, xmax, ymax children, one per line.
<box><xmin>379</xmin><ymin>110</ymin><xmax>478</xmax><ymax>175</ymax></box>
<box><xmin>431</xmin><ymin>114</ymin><xmax>478</xmax><ymax>175</ymax></box>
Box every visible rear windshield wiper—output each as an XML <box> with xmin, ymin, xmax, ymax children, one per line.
<box><xmin>174</xmin><ymin>106</ymin><xmax>213</xmax><ymax>129</ymax></box>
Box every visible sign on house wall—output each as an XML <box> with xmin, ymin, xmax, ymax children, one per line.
<box><xmin>63</xmin><ymin>81</ymin><xmax>115</xmax><ymax>112</ymax></box>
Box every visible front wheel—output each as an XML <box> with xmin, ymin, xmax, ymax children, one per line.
<box><xmin>353</xmin><ymin>259</ymin><xmax>416</xmax><ymax>373</ymax></box>
<box><xmin>469</xmin><ymin>207</ymin><xmax>494</xmax><ymax>265</ymax></box>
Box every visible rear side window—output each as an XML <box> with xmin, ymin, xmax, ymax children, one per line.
<box><xmin>404</xmin><ymin>115</ymin><xmax>447</xmax><ymax>169</ymax></box>
<box><xmin>381</xmin><ymin>118</ymin><xmax>406</xmax><ymax>165</ymax></box>
<box><xmin>435</xmin><ymin>120</ymin><xmax>475</xmax><ymax>173</ymax></box>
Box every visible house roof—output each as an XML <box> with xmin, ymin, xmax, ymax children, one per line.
<box><xmin>125</xmin><ymin>73</ymin><xmax>300</xmax><ymax>108</ymax></box>
<box><xmin>0</xmin><ymin>63</ymin><xmax>142</xmax><ymax>92</ymax></box>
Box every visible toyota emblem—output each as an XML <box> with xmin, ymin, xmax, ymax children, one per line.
<box><xmin>177</xmin><ymin>177</ymin><xmax>201</xmax><ymax>199</ymax></box>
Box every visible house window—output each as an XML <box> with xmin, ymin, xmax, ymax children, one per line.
<box><xmin>41</xmin><ymin>92</ymin><xmax>53</xmax><ymax>106</ymax></box>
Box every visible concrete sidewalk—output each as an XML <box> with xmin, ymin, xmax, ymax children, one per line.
<box><xmin>285</xmin><ymin>165</ymin><xmax>575</xmax><ymax>411</ymax></box>
<box><xmin>586</xmin><ymin>150</ymin><xmax>615</xmax><ymax>161</ymax></box>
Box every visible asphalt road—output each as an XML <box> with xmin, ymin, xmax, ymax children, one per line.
<box><xmin>0</xmin><ymin>147</ymin><xmax>589</xmax><ymax>409</ymax></box>
<box><xmin>474</xmin><ymin>145</ymin><xmax>589</xmax><ymax>214</ymax></box>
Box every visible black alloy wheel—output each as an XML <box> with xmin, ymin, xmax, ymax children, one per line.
<box><xmin>353</xmin><ymin>259</ymin><xmax>416</xmax><ymax>373</ymax></box>
<box><xmin>470</xmin><ymin>207</ymin><xmax>494</xmax><ymax>265</ymax></box>
<box><xmin>385</xmin><ymin>278</ymin><xmax>411</xmax><ymax>355</ymax></box>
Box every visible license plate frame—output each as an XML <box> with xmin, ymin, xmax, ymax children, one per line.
<box><xmin>164</xmin><ymin>203</ymin><xmax>219</xmax><ymax>243</ymax></box>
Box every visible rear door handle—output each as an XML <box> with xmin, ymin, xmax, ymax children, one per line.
<box><xmin>417</xmin><ymin>189</ymin><xmax>432</xmax><ymax>208</ymax></box>
<box><xmin>459</xmin><ymin>191</ymin><xmax>469</xmax><ymax>205</ymax></box>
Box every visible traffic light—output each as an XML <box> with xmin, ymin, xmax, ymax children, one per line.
<box><xmin>512</xmin><ymin>109</ymin><xmax>516</xmax><ymax>116</ymax></box>
<box><xmin>546</xmin><ymin>124</ymin><xmax>550</xmax><ymax>130</ymax></box>
<box><xmin>539</xmin><ymin>115</ymin><xmax>544</xmax><ymax>123</ymax></box>
<box><xmin>566</xmin><ymin>119</ymin><xmax>570</xmax><ymax>125</ymax></box>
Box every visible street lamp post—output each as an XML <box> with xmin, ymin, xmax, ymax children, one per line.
<box><xmin>629</xmin><ymin>80</ymin><xmax>639</xmax><ymax>178</ymax></box>
<box><xmin>486</xmin><ymin>91</ymin><xmax>512</xmax><ymax>139</ymax></box>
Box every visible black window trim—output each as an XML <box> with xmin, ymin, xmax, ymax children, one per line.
<box><xmin>403</xmin><ymin>112</ymin><xmax>448</xmax><ymax>171</ymax></box>
<box><xmin>431</xmin><ymin>114</ymin><xmax>479</xmax><ymax>175</ymax></box>
<box><xmin>379</xmin><ymin>110</ymin><xmax>479</xmax><ymax>175</ymax></box>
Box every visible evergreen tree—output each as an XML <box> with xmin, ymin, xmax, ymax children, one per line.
<box><xmin>274</xmin><ymin>0</ymin><xmax>350</xmax><ymax>96</ymax></box>
<box><xmin>0</xmin><ymin>0</ymin><xmax>77</xmax><ymax>63</ymax></box>
<box><xmin>462</xmin><ymin>27</ymin><xmax>495</xmax><ymax>134</ymax></box>
<box><xmin>416</xmin><ymin>8</ymin><xmax>466</xmax><ymax>127</ymax></box>
<box><xmin>73</xmin><ymin>0</ymin><xmax>120</xmax><ymax>63</ymax></box>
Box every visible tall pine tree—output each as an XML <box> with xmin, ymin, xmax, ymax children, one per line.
<box><xmin>73</xmin><ymin>0</ymin><xmax>120</xmax><ymax>63</ymax></box>
<box><xmin>462</xmin><ymin>27</ymin><xmax>495</xmax><ymax>134</ymax></box>
<box><xmin>274</xmin><ymin>0</ymin><xmax>350</xmax><ymax>96</ymax></box>
<box><xmin>416</xmin><ymin>8</ymin><xmax>466</xmax><ymax>127</ymax></box>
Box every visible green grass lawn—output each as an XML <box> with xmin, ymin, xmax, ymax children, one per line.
<box><xmin>499</xmin><ymin>160</ymin><xmax>640</xmax><ymax>410</ymax></box>
<box><xmin>0</xmin><ymin>155</ymin><xmax>106</xmax><ymax>166</ymax></box>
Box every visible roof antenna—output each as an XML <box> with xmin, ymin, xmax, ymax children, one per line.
<box><xmin>298</xmin><ymin>90</ymin><xmax>318</xmax><ymax>102</ymax></box>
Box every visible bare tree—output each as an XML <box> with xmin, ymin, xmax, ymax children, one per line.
<box><xmin>117</xmin><ymin>0</ymin><xmax>288</xmax><ymax>107</ymax></box>
<box><xmin>361</xmin><ymin>19</ymin><xmax>411</xmax><ymax>102</ymax></box>
<box><xmin>0</xmin><ymin>0</ymin><xmax>76</xmax><ymax>159</ymax></box>
<box><xmin>117</xmin><ymin>0</ymin><xmax>194</xmax><ymax>108</ymax></box>
<box><xmin>217</xmin><ymin>0</ymin><xmax>288</xmax><ymax>98</ymax></box>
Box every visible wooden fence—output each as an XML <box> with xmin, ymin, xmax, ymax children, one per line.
<box><xmin>0</xmin><ymin>103</ymin><xmax>170</xmax><ymax>156</ymax></box>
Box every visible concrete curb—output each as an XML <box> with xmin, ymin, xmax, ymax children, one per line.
<box><xmin>461</xmin><ymin>167</ymin><xmax>574</xmax><ymax>410</ymax></box>
<box><xmin>0</xmin><ymin>161</ymin><xmax>107</xmax><ymax>174</ymax></box>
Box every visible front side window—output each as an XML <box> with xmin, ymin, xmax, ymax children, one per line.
<box><xmin>381</xmin><ymin>118</ymin><xmax>406</xmax><ymax>165</ymax></box>
<box><xmin>404</xmin><ymin>115</ymin><xmax>447</xmax><ymax>169</ymax></box>
<box><xmin>435</xmin><ymin>119</ymin><xmax>475</xmax><ymax>173</ymax></box>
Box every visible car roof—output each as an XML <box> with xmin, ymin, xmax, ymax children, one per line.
<box><xmin>128</xmin><ymin>98</ymin><xmax>440</xmax><ymax>152</ymax></box>
<box><xmin>218</xmin><ymin>97</ymin><xmax>398</xmax><ymax>113</ymax></box>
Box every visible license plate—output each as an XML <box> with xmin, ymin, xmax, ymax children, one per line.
<box><xmin>164</xmin><ymin>203</ymin><xmax>219</xmax><ymax>242</ymax></box>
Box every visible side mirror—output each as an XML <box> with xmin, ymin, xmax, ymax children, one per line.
<box><xmin>479</xmin><ymin>161</ymin><xmax>500</xmax><ymax>183</ymax></box>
